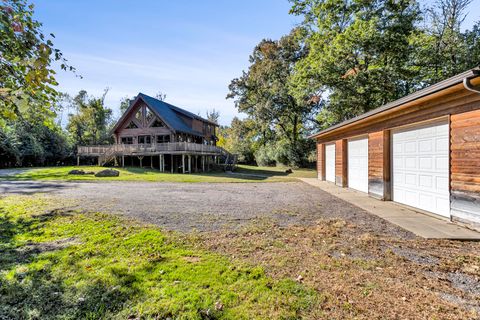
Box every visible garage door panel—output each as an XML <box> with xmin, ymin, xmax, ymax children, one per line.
<box><xmin>419</xmin><ymin>174</ymin><xmax>432</xmax><ymax>188</ymax></box>
<box><xmin>325</xmin><ymin>144</ymin><xmax>335</xmax><ymax>183</ymax></box>
<box><xmin>436</xmin><ymin>138</ymin><xmax>449</xmax><ymax>151</ymax></box>
<box><xmin>392</xmin><ymin>120</ymin><xmax>450</xmax><ymax>217</ymax></box>
<box><xmin>348</xmin><ymin>137</ymin><xmax>369</xmax><ymax>193</ymax></box>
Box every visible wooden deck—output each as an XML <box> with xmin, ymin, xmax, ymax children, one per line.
<box><xmin>77</xmin><ymin>142</ymin><xmax>227</xmax><ymax>157</ymax></box>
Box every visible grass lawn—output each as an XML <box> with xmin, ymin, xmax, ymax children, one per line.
<box><xmin>0</xmin><ymin>196</ymin><xmax>318</xmax><ymax>319</ymax></box>
<box><xmin>0</xmin><ymin>165</ymin><xmax>316</xmax><ymax>183</ymax></box>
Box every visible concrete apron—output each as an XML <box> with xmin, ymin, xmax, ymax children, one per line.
<box><xmin>300</xmin><ymin>178</ymin><xmax>480</xmax><ymax>240</ymax></box>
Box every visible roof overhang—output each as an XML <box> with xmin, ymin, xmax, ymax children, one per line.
<box><xmin>309</xmin><ymin>67</ymin><xmax>480</xmax><ymax>140</ymax></box>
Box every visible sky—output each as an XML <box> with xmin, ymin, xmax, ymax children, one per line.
<box><xmin>34</xmin><ymin>0</ymin><xmax>480</xmax><ymax>126</ymax></box>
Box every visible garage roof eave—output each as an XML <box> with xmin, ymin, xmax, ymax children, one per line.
<box><xmin>309</xmin><ymin>67</ymin><xmax>480</xmax><ymax>140</ymax></box>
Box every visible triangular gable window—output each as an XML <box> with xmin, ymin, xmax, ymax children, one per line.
<box><xmin>135</xmin><ymin>109</ymin><xmax>142</xmax><ymax>120</ymax></box>
<box><xmin>126</xmin><ymin>121</ymin><xmax>138</xmax><ymax>129</ymax></box>
<box><xmin>145</xmin><ymin>108</ymin><xmax>155</xmax><ymax>123</ymax></box>
<box><xmin>150</xmin><ymin>118</ymin><xmax>165</xmax><ymax>128</ymax></box>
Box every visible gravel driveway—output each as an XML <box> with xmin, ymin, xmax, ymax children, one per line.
<box><xmin>0</xmin><ymin>180</ymin><xmax>412</xmax><ymax>237</ymax></box>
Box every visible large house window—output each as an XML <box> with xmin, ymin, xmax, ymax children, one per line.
<box><xmin>138</xmin><ymin>135</ymin><xmax>151</xmax><ymax>144</ymax></box>
<box><xmin>121</xmin><ymin>137</ymin><xmax>133</xmax><ymax>144</ymax></box>
<box><xmin>156</xmin><ymin>135</ymin><xmax>170</xmax><ymax>143</ymax></box>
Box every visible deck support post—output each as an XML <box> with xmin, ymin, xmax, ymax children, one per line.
<box><xmin>122</xmin><ymin>155</ymin><xmax>125</xmax><ymax>167</ymax></box>
<box><xmin>188</xmin><ymin>155</ymin><xmax>192</xmax><ymax>173</ymax></box>
<box><xmin>182</xmin><ymin>154</ymin><xmax>185</xmax><ymax>174</ymax></box>
<box><xmin>159</xmin><ymin>155</ymin><xmax>162</xmax><ymax>172</ymax></box>
<box><xmin>98</xmin><ymin>156</ymin><xmax>101</xmax><ymax>166</ymax></box>
<box><xmin>171</xmin><ymin>154</ymin><xmax>174</xmax><ymax>173</ymax></box>
<box><xmin>138</xmin><ymin>156</ymin><xmax>143</xmax><ymax>168</ymax></box>
<box><xmin>150</xmin><ymin>156</ymin><xmax>153</xmax><ymax>169</ymax></box>
<box><xmin>202</xmin><ymin>156</ymin><xmax>205</xmax><ymax>172</ymax></box>
<box><xmin>77</xmin><ymin>156</ymin><xmax>80</xmax><ymax>166</ymax></box>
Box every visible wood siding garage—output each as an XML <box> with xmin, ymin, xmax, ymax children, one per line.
<box><xmin>312</xmin><ymin>68</ymin><xmax>480</xmax><ymax>231</ymax></box>
<box><xmin>347</xmin><ymin>137</ymin><xmax>369</xmax><ymax>193</ymax></box>
<box><xmin>392</xmin><ymin>120</ymin><xmax>450</xmax><ymax>217</ymax></box>
<box><xmin>325</xmin><ymin>143</ymin><xmax>336</xmax><ymax>183</ymax></box>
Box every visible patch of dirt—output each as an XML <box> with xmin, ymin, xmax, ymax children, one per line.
<box><xmin>17</xmin><ymin>237</ymin><xmax>81</xmax><ymax>254</ymax></box>
<box><xmin>447</xmin><ymin>271</ymin><xmax>480</xmax><ymax>297</ymax></box>
<box><xmin>182</xmin><ymin>256</ymin><xmax>202</xmax><ymax>263</ymax></box>
<box><xmin>388</xmin><ymin>246</ymin><xmax>440</xmax><ymax>266</ymax></box>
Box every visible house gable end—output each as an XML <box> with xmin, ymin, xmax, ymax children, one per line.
<box><xmin>112</xmin><ymin>96</ymin><xmax>176</xmax><ymax>135</ymax></box>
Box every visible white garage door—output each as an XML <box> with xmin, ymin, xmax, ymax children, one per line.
<box><xmin>392</xmin><ymin>120</ymin><xmax>450</xmax><ymax>217</ymax></box>
<box><xmin>325</xmin><ymin>143</ymin><xmax>336</xmax><ymax>183</ymax></box>
<box><xmin>348</xmin><ymin>137</ymin><xmax>369</xmax><ymax>193</ymax></box>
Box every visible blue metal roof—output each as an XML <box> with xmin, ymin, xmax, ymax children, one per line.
<box><xmin>138</xmin><ymin>93</ymin><xmax>206</xmax><ymax>136</ymax></box>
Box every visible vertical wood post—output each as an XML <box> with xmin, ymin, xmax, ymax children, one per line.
<box><xmin>317</xmin><ymin>142</ymin><xmax>325</xmax><ymax>180</ymax></box>
<box><xmin>77</xmin><ymin>156</ymin><xmax>80</xmax><ymax>166</ymax></box>
<box><xmin>171</xmin><ymin>154</ymin><xmax>174</xmax><ymax>173</ymax></box>
<box><xmin>150</xmin><ymin>156</ymin><xmax>153</xmax><ymax>169</ymax></box>
<box><xmin>202</xmin><ymin>156</ymin><xmax>205</xmax><ymax>172</ymax></box>
<box><xmin>335</xmin><ymin>139</ymin><xmax>348</xmax><ymax>187</ymax></box>
<box><xmin>182</xmin><ymin>154</ymin><xmax>185</xmax><ymax>174</ymax></box>
<box><xmin>188</xmin><ymin>155</ymin><xmax>192</xmax><ymax>173</ymax></box>
<box><xmin>122</xmin><ymin>155</ymin><xmax>125</xmax><ymax>167</ymax></box>
<box><xmin>383</xmin><ymin>130</ymin><xmax>391</xmax><ymax>200</ymax></box>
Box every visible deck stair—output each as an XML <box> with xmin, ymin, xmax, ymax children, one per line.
<box><xmin>98</xmin><ymin>147</ymin><xmax>117</xmax><ymax>166</ymax></box>
<box><xmin>222</xmin><ymin>152</ymin><xmax>238</xmax><ymax>171</ymax></box>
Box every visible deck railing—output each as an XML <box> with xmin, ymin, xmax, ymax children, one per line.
<box><xmin>77</xmin><ymin>142</ymin><xmax>227</xmax><ymax>156</ymax></box>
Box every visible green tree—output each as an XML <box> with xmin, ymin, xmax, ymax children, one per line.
<box><xmin>217</xmin><ymin>117</ymin><xmax>256</xmax><ymax>164</ymax></box>
<box><xmin>416</xmin><ymin>0</ymin><xmax>477</xmax><ymax>84</ymax></box>
<box><xmin>119</xmin><ymin>96</ymin><xmax>131</xmax><ymax>114</ymax></box>
<box><xmin>463</xmin><ymin>21</ymin><xmax>480</xmax><ymax>68</ymax></box>
<box><xmin>289</xmin><ymin>0</ymin><xmax>422</xmax><ymax>127</ymax></box>
<box><xmin>67</xmin><ymin>90</ymin><xmax>113</xmax><ymax>147</ymax></box>
<box><xmin>0</xmin><ymin>119</ymin><xmax>71</xmax><ymax>167</ymax></box>
<box><xmin>0</xmin><ymin>0</ymin><xmax>74</xmax><ymax>124</ymax></box>
<box><xmin>227</xmin><ymin>29</ymin><xmax>315</xmax><ymax>165</ymax></box>
<box><xmin>206</xmin><ymin>108</ymin><xmax>220</xmax><ymax>124</ymax></box>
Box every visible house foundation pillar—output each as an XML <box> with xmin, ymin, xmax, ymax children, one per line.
<box><xmin>182</xmin><ymin>154</ymin><xmax>185</xmax><ymax>173</ymax></box>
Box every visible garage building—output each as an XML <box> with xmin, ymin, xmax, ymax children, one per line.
<box><xmin>311</xmin><ymin>68</ymin><xmax>480</xmax><ymax>230</ymax></box>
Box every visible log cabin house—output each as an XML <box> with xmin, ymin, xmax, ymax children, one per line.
<box><xmin>311</xmin><ymin>67</ymin><xmax>480</xmax><ymax>231</ymax></box>
<box><xmin>77</xmin><ymin>93</ymin><xmax>234</xmax><ymax>173</ymax></box>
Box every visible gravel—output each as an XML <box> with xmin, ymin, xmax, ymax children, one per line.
<box><xmin>0</xmin><ymin>180</ymin><xmax>414</xmax><ymax>237</ymax></box>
